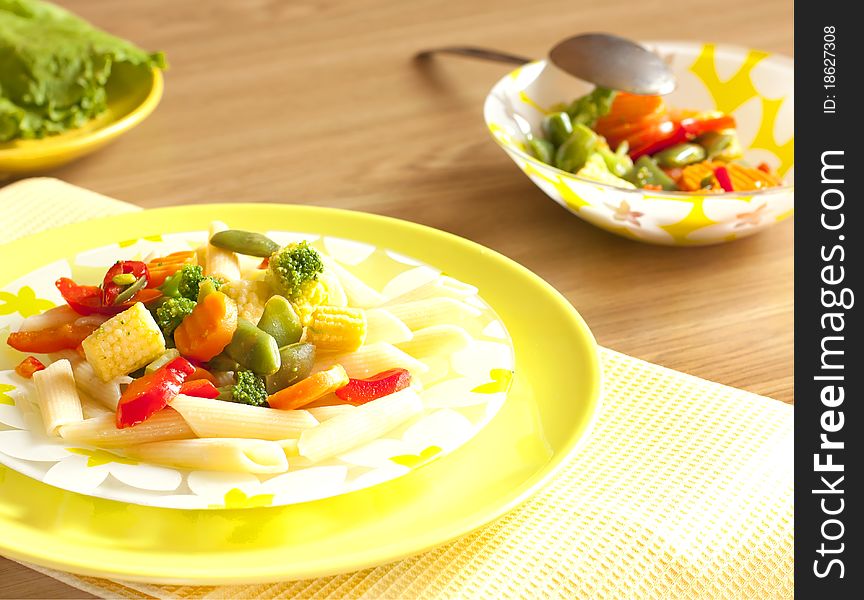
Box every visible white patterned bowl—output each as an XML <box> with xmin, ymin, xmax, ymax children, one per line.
<box><xmin>483</xmin><ymin>42</ymin><xmax>794</xmax><ymax>245</ymax></box>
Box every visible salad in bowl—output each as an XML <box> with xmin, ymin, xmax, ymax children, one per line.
<box><xmin>527</xmin><ymin>88</ymin><xmax>784</xmax><ymax>193</ymax></box>
<box><xmin>484</xmin><ymin>42</ymin><xmax>794</xmax><ymax>245</ymax></box>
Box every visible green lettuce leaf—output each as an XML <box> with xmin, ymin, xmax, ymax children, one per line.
<box><xmin>0</xmin><ymin>0</ymin><xmax>166</xmax><ymax>142</ymax></box>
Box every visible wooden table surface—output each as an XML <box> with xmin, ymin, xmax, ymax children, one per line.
<box><xmin>1</xmin><ymin>0</ymin><xmax>792</xmax><ymax>596</ymax></box>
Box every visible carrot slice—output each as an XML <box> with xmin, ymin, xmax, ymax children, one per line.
<box><xmin>187</xmin><ymin>366</ymin><xmax>218</xmax><ymax>384</ymax></box>
<box><xmin>146</xmin><ymin>251</ymin><xmax>197</xmax><ymax>288</ymax></box>
<box><xmin>267</xmin><ymin>365</ymin><xmax>349</xmax><ymax>410</ymax></box>
<box><xmin>173</xmin><ymin>292</ymin><xmax>238</xmax><ymax>361</ymax></box>
<box><xmin>595</xmin><ymin>93</ymin><xmax>665</xmax><ymax>129</ymax></box>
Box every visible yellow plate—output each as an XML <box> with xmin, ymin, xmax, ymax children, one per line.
<box><xmin>0</xmin><ymin>204</ymin><xmax>601</xmax><ymax>584</ymax></box>
<box><xmin>0</xmin><ymin>65</ymin><xmax>163</xmax><ymax>177</ymax></box>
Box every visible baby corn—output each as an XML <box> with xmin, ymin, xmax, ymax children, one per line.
<box><xmin>81</xmin><ymin>302</ymin><xmax>166</xmax><ymax>382</ymax></box>
<box><xmin>305</xmin><ymin>306</ymin><xmax>367</xmax><ymax>352</ymax></box>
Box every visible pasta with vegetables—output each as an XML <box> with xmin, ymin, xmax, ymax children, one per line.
<box><xmin>3</xmin><ymin>224</ymin><xmax>514</xmax><ymax>482</ymax></box>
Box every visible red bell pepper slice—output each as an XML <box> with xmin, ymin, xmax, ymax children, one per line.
<box><xmin>713</xmin><ymin>166</ymin><xmax>735</xmax><ymax>192</ymax></box>
<box><xmin>335</xmin><ymin>368</ymin><xmax>412</xmax><ymax>405</ymax></box>
<box><xmin>627</xmin><ymin>114</ymin><xmax>736</xmax><ymax>160</ymax></box>
<box><xmin>102</xmin><ymin>261</ymin><xmax>150</xmax><ymax>306</ymax></box>
<box><xmin>56</xmin><ymin>278</ymin><xmax>162</xmax><ymax>316</ymax></box>
<box><xmin>179</xmin><ymin>379</ymin><xmax>220</xmax><ymax>399</ymax></box>
<box><xmin>116</xmin><ymin>357</ymin><xmax>196</xmax><ymax>428</ymax></box>
<box><xmin>6</xmin><ymin>322</ymin><xmax>100</xmax><ymax>353</ymax></box>
<box><xmin>15</xmin><ymin>356</ymin><xmax>46</xmax><ymax>379</ymax></box>
<box><xmin>629</xmin><ymin>123</ymin><xmax>688</xmax><ymax>160</ymax></box>
<box><xmin>56</xmin><ymin>278</ymin><xmax>103</xmax><ymax>315</ymax></box>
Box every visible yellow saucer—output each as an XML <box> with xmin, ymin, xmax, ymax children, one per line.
<box><xmin>0</xmin><ymin>204</ymin><xmax>601</xmax><ymax>584</ymax></box>
<box><xmin>0</xmin><ymin>65</ymin><xmax>163</xmax><ymax>177</ymax></box>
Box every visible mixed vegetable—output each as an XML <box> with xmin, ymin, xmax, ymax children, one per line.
<box><xmin>3</xmin><ymin>224</ymin><xmax>516</xmax><ymax>479</ymax></box>
<box><xmin>7</xmin><ymin>229</ymin><xmax>406</xmax><ymax>431</ymax></box>
<box><xmin>525</xmin><ymin>87</ymin><xmax>784</xmax><ymax>193</ymax></box>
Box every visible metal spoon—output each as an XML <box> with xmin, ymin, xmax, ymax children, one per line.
<box><xmin>416</xmin><ymin>33</ymin><xmax>675</xmax><ymax>95</ymax></box>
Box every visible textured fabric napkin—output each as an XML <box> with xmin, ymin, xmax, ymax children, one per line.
<box><xmin>0</xmin><ymin>178</ymin><xmax>793</xmax><ymax>599</ymax></box>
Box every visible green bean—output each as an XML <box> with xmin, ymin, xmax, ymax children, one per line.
<box><xmin>527</xmin><ymin>137</ymin><xmax>555</xmax><ymax>164</ymax></box>
<box><xmin>555</xmin><ymin>124</ymin><xmax>598</xmax><ymax>173</ymax></box>
<box><xmin>209</xmin><ymin>230</ymin><xmax>281</xmax><ymax>258</ymax></box>
<box><xmin>265</xmin><ymin>343</ymin><xmax>316</xmax><ymax>394</ymax></box>
<box><xmin>695</xmin><ymin>131</ymin><xmax>734</xmax><ymax>159</ymax></box>
<box><xmin>224</xmin><ymin>319</ymin><xmax>281</xmax><ymax>375</ymax></box>
<box><xmin>654</xmin><ymin>143</ymin><xmax>706</xmax><ymax>168</ymax></box>
<box><xmin>145</xmin><ymin>349</ymin><xmax>181</xmax><ymax>374</ymax></box>
<box><xmin>624</xmin><ymin>156</ymin><xmax>678</xmax><ymax>191</ymax></box>
<box><xmin>541</xmin><ymin>112</ymin><xmax>573</xmax><ymax>147</ymax></box>
<box><xmin>113</xmin><ymin>275</ymin><xmax>147</xmax><ymax>305</ymax></box>
<box><xmin>257</xmin><ymin>295</ymin><xmax>302</xmax><ymax>347</ymax></box>
<box><xmin>207</xmin><ymin>353</ymin><xmax>240</xmax><ymax>372</ymax></box>
<box><xmin>597</xmin><ymin>145</ymin><xmax>633</xmax><ymax>177</ymax></box>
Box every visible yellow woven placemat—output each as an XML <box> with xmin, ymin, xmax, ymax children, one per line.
<box><xmin>0</xmin><ymin>178</ymin><xmax>794</xmax><ymax>599</ymax></box>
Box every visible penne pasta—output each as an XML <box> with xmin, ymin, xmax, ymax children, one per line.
<box><xmin>385</xmin><ymin>298</ymin><xmax>481</xmax><ymax>331</ymax></box>
<box><xmin>384</xmin><ymin>276</ymin><xmax>478</xmax><ymax>306</ymax></box>
<box><xmin>301</xmin><ymin>392</ymin><xmax>344</xmax><ymax>409</ymax></box>
<box><xmin>58</xmin><ymin>408</ymin><xmax>195</xmax><ymax>448</ymax></box>
<box><xmin>206</xmin><ymin>220</ymin><xmax>241</xmax><ymax>282</ymax></box>
<box><xmin>125</xmin><ymin>438</ymin><xmax>289</xmax><ymax>474</ymax></box>
<box><xmin>381</xmin><ymin>266</ymin><xmax>439</xmax><ymax>300</ymax></box>
<box><xmin>47</xmin><ymin>349</ymin><xmax>81</xmax><ymax>363</ymax></box>
<box><xmin>80</xmin><ymin>395</ymin><xmax>114</xmax><ymax>419</ymax></box>
<box><xmin>322</xmin><ymin>257</ymin><xmax>385</xmax><ymax>308</ymax></box>
<box><xmin>307</xmin><ymin>404</ymin><xmax>357</xmax><ymax>422</ymax></box>
<box><xmin>18</xmin><ymin>305</ymin><xmax>79</xmax><ymax>332</ymax></box>
<box><xmin>364</xmin><ymin>308</ymin><xmax>413</xmax><ymax>345</ymax></box>
<box><xmin>72</xmin><ymin>360</ymin><xmax>124</xmax><ymax>410</ymax></box>
<box><xmin>313</xmin><ymin>342</ymin><xmax>428</xmax><ymax>379</ymax></box>
<box><xmin>416</xmin><ymin>355</ymin><xmax>451</xmax><ymax>387</ymax></box>
<box><xmin>319</xmin><ymin>269</ymin><xmax>348</xmax><ymax>306</ymax></box>
<box><xmin>32</xmin><ymin>359</ymin><xmax>83</xmax><ymax>436</ymax></box>
<box><xmin>277</xmin><ymin>438</ymin><xmax>300</xmax><ymax>457</ymax></box>
<box><xmin>169</xmin><ymin>395</ymin><xmax>319</xmax><ymax>440</ymax></box>
<box><xmin>396</xmin><ymin>324</ymin><xmax>472</xmax><ymax>358</ymax></box>
<box><xmin>298</xmin><ymin>388</ymin><xmax>423</xmax><ymax>462</ymax></box>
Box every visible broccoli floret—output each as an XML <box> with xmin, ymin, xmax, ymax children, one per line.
<box><xmin>222</xmin><ymin>370</ymin><xmax>269</xmax><ymax>407</ymax></box>
<box><xmin>266</xmin><ymin>241</ymin><xmax>324</xmax><ymax>300</ymax></box>
<box><xmin>154</xmin><ymin>297</ymin><xmax>196</xmax><ymax>341</ymax></box>
<box><xmin>177</xmin><ymin>265</ymin><xmax>206</xmax><ymax>300</ymax></box>
<box><xmin>161</xmin><ymin>264</ymin><xmax>222</xmax><ymax>301</ymax></box>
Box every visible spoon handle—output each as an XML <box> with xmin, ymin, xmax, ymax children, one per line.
<box><xmin>415</xmin><ymin>46</ymin><xmax>532</xmax><ymax>65</ymax></box>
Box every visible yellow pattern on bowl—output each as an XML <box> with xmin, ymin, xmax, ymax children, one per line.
<box><xmin>484</xmin><ymin>42</ymin><xmax>794</xmax><ymax>246</ymax></box>
<box><xmin>0</xmin><ymin>65</ymin><xmax>163</xmax><ymax>177</ymax></box>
